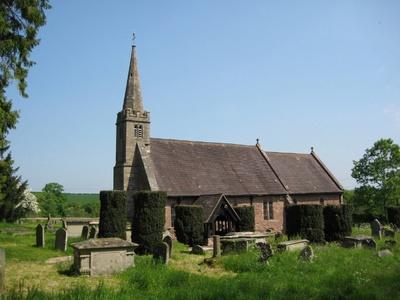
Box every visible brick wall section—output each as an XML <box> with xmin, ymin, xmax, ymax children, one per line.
<box><xmin>293</xmin><ymin>193</ymin><xmax>342</xmax><ymax>205</ymax></box>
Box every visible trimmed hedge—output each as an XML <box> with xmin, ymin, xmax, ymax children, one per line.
<box><xmin>387</xmin><ymin>206</ymin><xmax>400</xmax><ymax>228</ymax></box>
<box><xmin>234</xmin><ymin>206</ymin><xmax>255</xmax><ymax>232</ymax></box>
<box><xmin>174</xmin><ymin>205</ymin><xmax>204</xmax><ymax>246</ymax></box>
<box><xmin>285</xmin><ymin>205</ymin><xmax>325</xmax><ymax>242</ymax></box>
<box><xmin>131</xmin><ymin>191</ymin><xmax>166</xmax><ymax>255</ymax></box>
<box><xmin>323</xmin><ymin>205</ymin><xmax>353</xmax><ymax>241</ymax></box>
<box><xmin>98</xmin><ymin>190</ymin><xmax>127</xmax><ymax>239</ymax></box>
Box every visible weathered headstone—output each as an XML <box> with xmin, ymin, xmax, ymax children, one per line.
<box><xmin>36</xmin><ymin>224</ymin><xmax>45</xmax><ymax>248</ymax></box>
<box><xmin>191</xmin><ymin>245</ymin><xmax>205</xmax><ymax>255</ymax></box>
<box><xmin>55</xmin><ymin>228</ymin><xmax>68</xmax><ymax>251</ymax></box>
<box><xmin>89</xmin><ymin>226</ymin><xmax>97</xmax><ymax>239</ymax></box>
<box><xmin>81</xmin><ymin>225</ymin><xmax>89</xmax><ymax>239</ymax></box>
<box><xmin>0</xmin><ymin>249</ymin><xmax>5</xmax><ymax>294</ymax></box>
<box><xmin>162</xmin><ymin>234</ymin><xmax>173</xmax><ymax>258</ymax></box>
<box><xmin>213</xmin><ymin>235</ymin><xmax>221</xmax><ymax>257</ymax></box>
<box><xmin>385</xmin><ymin>239</ymin><xmax>397</xmax><ymax>248</ymax></box>
<box><xmin>370</xmin><ymin>219</ymin><xmax>383</xmax><ymax>239</ymax></box>
<box><xmin>256</xmin><ymin>242</ymin><xmax>273</xmax><ymax>263</ymax></box>
<box><xmin>378</xmin><ymin>249</ymin><xmax>393</xmax><ymax>258</ymax></box>
<box><xmin>153</xmin><ymin>242</ymin><xmax>169</xmax><ymax>264</ymax></box>
<box><xmin>61</xmin><ymin>218</ymin><xmax>68</xmax><ymax>230</ymax></box>
<box><xmin>383</xmin><ymin>228</ymin><xmax>395</xmax><ymax>238</ymax></box>
<box><xmin>45</xmin><ymin>214</ymin><xmax>53</xmax><ymax>231</ymax></box>
<box><xmin>299</xmin><ymin>245</ymin><xmax>314</xmax><ymax>262</ymax></box>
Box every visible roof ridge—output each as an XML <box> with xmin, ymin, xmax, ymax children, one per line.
<box><xmin>150</xmin><ymin>137</ymin><xmax>255</xmax><ymax>148</ymax></box>
<box><xmin>265</xmin><ymin>150</ymin><xmax>311</xmax><ymax>156</ymax></box>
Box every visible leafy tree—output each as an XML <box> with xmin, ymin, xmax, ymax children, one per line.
<box><xmin>352</xmin><ymin>138</ymin><xmax>400</xmax><ymax>215</ymax></box>
<box><xmin>0</xmin><ymin>0</ymin><xmax>50</xmax><ymax>221</ymax></box>
<box><xmin>38</xmin><ymin>182</ymin><xmax>67</xmax><ymax>217</ymax></box>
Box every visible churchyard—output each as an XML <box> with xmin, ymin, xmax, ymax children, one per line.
<box><xmin>1</xmin><ymin>220</ymin><xmax>399</xmax><ymax>299</ymax></box>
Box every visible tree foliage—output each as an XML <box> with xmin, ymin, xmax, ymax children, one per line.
<box><xmin>38</xmin><ymin>182</ymin><xmax>67</xmax><ymax>217</ymax></box>
<box><xmin>0</xmin><ymin>0</ymin><xmax>50</xmax><ymax>222</ymax></box>
<box><xmin>351</xmin><ymin>138</ymin><xmax>400</xmax><ymax>215</ymax></box>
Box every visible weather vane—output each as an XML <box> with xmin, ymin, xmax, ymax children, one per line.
<box><xmin>132</xmin><ymin>32</ymin><xmax>136</xmax><ymax>46</ymax></box>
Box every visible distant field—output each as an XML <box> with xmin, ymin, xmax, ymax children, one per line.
<box><xmin>32</xmin><ymin>192</ymin><xmax>99</xmax><ymax>205</ymax></box>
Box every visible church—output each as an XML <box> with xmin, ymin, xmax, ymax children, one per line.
<box><xmin>113</xmin><ymin>44</ymin><xmax>343</xmax><ymax>236</ymax></box>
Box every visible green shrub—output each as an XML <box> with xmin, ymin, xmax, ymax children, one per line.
<box><xmin>341</xmin><ymin>204</ymin><xmax>353</xmax><ymax>236</ymax></box>
<box><xmin>174</xmin><ymin>205</ymin><xmax>204</xmax><ymax>246</ymax></box>
<box><xmin>131</xmin><ymin>191</ymin><xmax>166</xmax><ymax>254</ymax></box>
<box><xmin>387</xmin><ymin>206</ymin><xmax>400</xmax><ymax>228</ymax></box>
<box><xmin>98</xmin><ymin>190</ymin><xmax>127</xmax><ymax>239</ymax></box>
<box><xmin>234</xmin><ymin>206</ymin><xmax>255</xmax><ymax>232</ymax></box>
<box><xmin>323</xmin><ymin>205</ymin><xmax>353</xmax><ymax>241</ymax></box>
<box><xmin>285</xmin><ymin>205</ymin><xmax>325</xmax><ymax>242</ymax></box>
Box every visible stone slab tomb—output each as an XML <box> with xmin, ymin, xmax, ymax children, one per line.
<box><xmin>72</xmin><ymin>238</ymin><xmax>138</xmax><ymax>276</ymax></box>
<box><xmin>342</xmin><ymin>235</ymin><xmax>376</xmax><ymax>249</ymax></box>
<box><xmin>277</xmin><ymin>240</ymin><xmax>309</xmax><ymax>252</ymax></box>
<box><xmin>36</xmin><ymin>224</ymin><xmax>45</xmax><ymax>248</ymax></box>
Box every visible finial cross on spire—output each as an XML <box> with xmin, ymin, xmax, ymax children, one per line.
<box><xmin>132</xmin><ymin>32</ymin><xmax>136</xmax><ymax>46</ymax></box>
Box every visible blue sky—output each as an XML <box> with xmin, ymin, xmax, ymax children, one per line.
<box><xmin>7</xmin><ymin>1</ymin><xmax>400</xmax><ymax>192</ymax></box>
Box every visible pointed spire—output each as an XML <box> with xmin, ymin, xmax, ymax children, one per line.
<box><xmin>123</xmin><ymin>41</ymin><xmax>143</xmax><ymax>112</ymax></box>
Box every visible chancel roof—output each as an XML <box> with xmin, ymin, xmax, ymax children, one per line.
<box><xmin>265</xmin><ymin>151</ymin><xmax>343</xmax><ymax>194</ymax></box>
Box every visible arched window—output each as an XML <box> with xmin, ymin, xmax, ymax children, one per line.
<box><xmin>134</xmin><ymin>124</ymin><xmax>143</xmax><ymax>138</ymax></box>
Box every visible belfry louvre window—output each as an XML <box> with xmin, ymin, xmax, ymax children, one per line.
<box><xmin>134</xmin><ymin>124</ymin><xmax>143</xmax><ymax>138</ymax></box>
<box><xmin>263</xmin><ymin>200</ymin><xmax>274</xmax><ymax>220</ymax></box>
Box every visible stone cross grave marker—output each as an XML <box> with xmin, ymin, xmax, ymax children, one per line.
<box><xmin>162</xmin><ymin>235</ymin><xmax>173</xmax><ymax>258</ymax></box>
<box><xmin>36</xmin><ymin>224</ymin><xmax>45</xmax><ymax>248</ymax></box>
<box><xmin>153</xmin><ymin>242</ymin><xmax>169</xmax><ymax>264</ymax></box>
<box><xmin>213</xmin><ymin>235</ymin><xmax>221</xmax><ymax>257</ymax></box>
<box><xmin>89</xmin><ymin>226</ymin><xmax>97</xmax><ymax>239</ymax></box>
<box><xmin>81</xmin><ymin>225</ymin><xmax>89</xmax><ymax>239</ymax></box>
<box><xmin>299</xmin><ymin>245</ymin><xmax>314</xmax><ymax>262</ymax></box>
<box><xmin>55</xmin><ymin>228</ymin><xmax>68</xmax><ymax>251</ymax></box>
<box><xmin>61</xmin><ymin>218</ymin><xmax>68</xmax><ymax>230</ymax></box>
<box><xmin>371</xmin><ymin>219</ymin><xmax>383</xmax><ymax>239</ymax></box>
<box><xmin>0</xmin><ymin>249</ymin><xmax>5</xmax><ymax>294</ymax></box>
<box><xmin>256</xmin><ymin>242</ymin><xmax>273</xmax><ymax>263</ymax></box>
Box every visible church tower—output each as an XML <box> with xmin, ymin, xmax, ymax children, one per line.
<box><xmin>113</xmin><ymin>44</ymin><xmax>151</xmax><ymax>191</ymax></box>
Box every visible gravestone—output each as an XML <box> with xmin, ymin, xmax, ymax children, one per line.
<box><xmin>378</xmin><ymin>249</ymin><xmax>393</xmax><ymax>258</ymax></box>
<box><xmin>0</xmin><ymin>249</ymin><xmax>4</xmax><ymax>294</ymax></box>
<box><xmin>89</xmin><ymin>226</ymin><xmax>97</xmax><ymax>239</ymax></box>
<box><xmin>383</xmin><ymin>228</ymin><xmax>395</xmax><ymax>238</ymax></box>
<box><xmin>36</xmin><ymin>224</ymin><xmax>45</xmax><ymax>248</ymax></box>
<box><xmin>213</xmin><ymin>235</ymin><xmax>221</xmax><ymax>257</ymax></box>
<box><xmin>61</xmin><ymin>218</ymin><xmax>68</xmax><ymax>230</ymax></box>
<box><xmin>385</xmin><ymin>239</ymin><xmax>397</xmax><ymax>248</ymax></box>
<box><xmin>153</xmin><ymin>242</ymin><xmax>169</xmax><ymax>264</ymax></box>
<box><xmin>342</xmin><ymin>236</ymin><xmax>376</xmax><ymax>249</ymax></box>
<box><xmin>256</xmin><ymin>242</ymin><xmax>273</xmax><ymax>263</ymax></box>
<box><xmin>370</xmin><ymin>219</ymin><xmax>383</xmax><ymax>239</ymax></box>
<box><xmin>162</xmin><ymin>234</ymin><xmax>173</xmax><ymax>258</ymax></box>
<box><xmin>81</xmin><ymin>225</ymin><xmax>89</xmax><ymax>240</ymax></box>
<box><xmin>191</xmin><ymin>245</ymin><xmax>205</xmax><ymax>255</ymax></box>
<box><xmin>299</xmin><ymin>245</ymin><xmax>314</xmax><ymax>262</ymax></box>
<box><xmin>45</xmin><ymin>214</ymin><xmax>54</xmax><ymax>231</ymax></box>
<box><xmin>55</xmin><ymin>228</ymin><xmax>68</xmax><ymax>251</ymax></box>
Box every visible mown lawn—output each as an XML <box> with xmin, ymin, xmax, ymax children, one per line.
<box><xmin>1</xmin><ymin>223</ymin><xmax>400</xmax><ymax>299</ymax></box>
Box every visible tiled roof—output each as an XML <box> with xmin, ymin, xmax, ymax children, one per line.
<box><xmin>149</xmin><ymin>138</ymin><xmax>287</xmax><ymax>196</ymax></box>
<box><xmin>265</xmin><ymin>151</ymin><xmax>342</xmax><ymax>194</ymax></box>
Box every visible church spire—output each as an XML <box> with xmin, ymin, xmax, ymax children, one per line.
<box><xmin>123</xmin><ymin>41</ymin><xmax>143</xmax><ymax>112</ymax></box>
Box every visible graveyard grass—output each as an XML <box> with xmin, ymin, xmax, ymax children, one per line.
<box><xmin>2</xmin><ymin>223</ymin><xmax>400</xmax><ymax>299</ymax></box>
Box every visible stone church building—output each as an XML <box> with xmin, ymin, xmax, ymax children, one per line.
<box><xmin>114</xmin><ymin>45</ymin><xmax>343</xmax><ymax>235</ymax></box>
